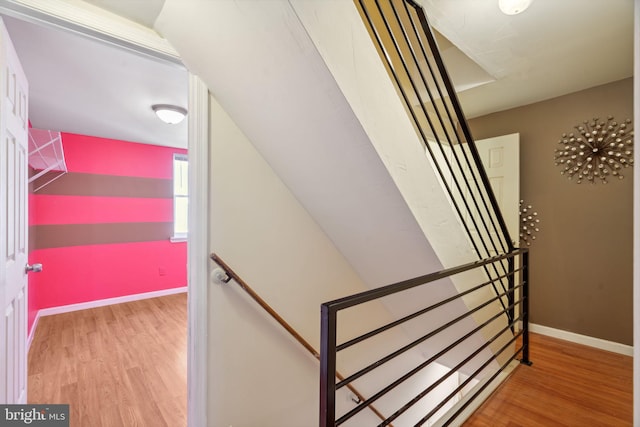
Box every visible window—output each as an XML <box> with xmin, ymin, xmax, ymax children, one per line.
<box><xmin>173</xmin><ymin>154</ymin><xmax>188</xmax><ymax>240</ymax></box>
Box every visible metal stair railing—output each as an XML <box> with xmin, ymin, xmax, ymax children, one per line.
<box><xmin>320</xmin><ymin>249</ymin><xmax>531</xmax><ymax>426</ymax></box>
<box><xmin>319</xmin><ymin>1</ymin><xmax>533</xmax><ymax>425</ymax></box>
<box><xmin>355</xmin><ymin>0</ymin><xmax>516</xmax><ymax>321</ymax></box>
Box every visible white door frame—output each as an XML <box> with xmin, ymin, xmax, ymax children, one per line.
<box><xmin>0</xmin><ymin>1</ymin><xmax>209</xmax><ymax>425</ymax></box>
<box><xmin>186</xmin><ymin>73</ymin><xmax>209</xmax><ymax>426</ymax></box>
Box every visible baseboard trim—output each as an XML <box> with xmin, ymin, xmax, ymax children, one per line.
<box><xmin>530</xmin><ymin>323</ymin><xmax>633</xmax><ymax>356</ymax></box>
<box><xmin>27</xmin><ymin>311</ymin><xmax>41</xmax><ymax>352</ymax></box>
<box><xmin>38</xmin><ymin>286</ymin><xmax>188</xmax><ymax>318</ymax></box>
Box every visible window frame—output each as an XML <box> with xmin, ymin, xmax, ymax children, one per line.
<box><xmin>172</xmin><ymin>153</ymin><xmax>188</xmax><ymax>241</ymax></box>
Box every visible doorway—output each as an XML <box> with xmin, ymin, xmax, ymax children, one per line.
<box><xmin>0</xmin><ymin>3</ymin><xmax>207</xmax><ymax>425</ymax></box>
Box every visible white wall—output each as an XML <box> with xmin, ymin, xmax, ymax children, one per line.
<box><xmin>207</xmin><ymin>94</ymin><xmax>460</xmax><ymax>426</ymax></box>
<box><xmin>208</xmin><ymin>94</ymin><xmax>347</xmax><ymax>425</ymax></box>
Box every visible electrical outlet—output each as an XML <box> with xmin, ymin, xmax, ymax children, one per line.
<box><xmin>158</xmin><ymin>267</ymin><xmax>166</xmax><ymax>276</ymax></box>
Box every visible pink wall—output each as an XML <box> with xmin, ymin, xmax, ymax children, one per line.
<box><xmin>28</xmin><ymin>132</ymin><xmax>187</xmax><ymax>333</ymax></box>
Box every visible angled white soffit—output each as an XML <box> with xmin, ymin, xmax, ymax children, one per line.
<box><xmin>433</xmin><ymin>30</ymin><xmax>495</xmax><ymax>93</ymax></box>
<box><xmin>155</xmin><ymin>0</ymin><xmax>447</xmax><ymax>288</ymax></box>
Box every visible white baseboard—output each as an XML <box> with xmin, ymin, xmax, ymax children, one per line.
<box><xmin>28</xmin><ymin>287</ymin><xmax>187</xmax><ymax>351</ymax></box>
<box><xmin>530</xmin><ymin>323</ymin><xmax>633</xmax><ymax>356</ymax></box>
<box><xmin>38</xmin><ymin>286</ymin><xmax>188</xmax><ymax>318</ymax></box>
<box><xmin>27</xmin><ymin>311</ymin><xmax>41</xmax><ymax>352</ymax></box>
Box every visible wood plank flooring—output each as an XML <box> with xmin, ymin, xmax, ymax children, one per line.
<box><xmin>463</xmin><ymin>333</ymin><xmax>633</xmax><ymax>426</ymax></box>
<box><xmin>27</xmin><ymin>293</ymin><xmax>187</xmax><ymax>427</ymax></box>
<box><xmin>27</xmin><ymin>297</ymin><xmax>632</xmax><ymax>426</ymax></box>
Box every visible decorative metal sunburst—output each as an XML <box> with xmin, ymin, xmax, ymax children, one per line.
<box><xmin>554</xmin><ymin>116</ymin><xmax>634</xmax><ymax>184</ymax></box>
<box><xmin>519</xmin><ymin>200</ymin><xmax>539</xmax><ymax>246</ymax></box>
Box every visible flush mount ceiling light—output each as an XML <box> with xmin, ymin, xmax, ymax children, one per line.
<box><xmin>152</xmin><ymin>104</ymin><xmax>187</xmax><ymax>124</ymax></box>
<box><xmin>498</xmin><ymin>0</ymin><xmax>534</xmax><ymax>15</ymax></box>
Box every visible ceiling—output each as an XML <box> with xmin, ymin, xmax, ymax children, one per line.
<box><xmin>0</xmin><ymin>0</ymin><xmax>187</xmax><ymax>149</ymax></box>
<box><xmin>0</xmin><ymin>0</ymin><xmax>633</xmax><ymax>149</ymax></box>
<box><xmin>422</xmin><ymin>0</ymin><xmax>634</xmax><ymax>118</ymax></box>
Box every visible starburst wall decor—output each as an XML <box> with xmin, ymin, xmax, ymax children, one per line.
<box><xmin>554</xmin><ymin>116</ymin><xmax>634</xmax><ymax>184</ymax></box>
<box><xmin>519</xmin><ymin>200</ymin><xmax>540</xmax><ymax>246</ymax></box>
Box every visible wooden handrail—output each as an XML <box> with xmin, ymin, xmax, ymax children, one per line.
<box><xmin>210</xmin><ymin>253</ymin><xmax>390</xmax><ymax>425</ymax></box>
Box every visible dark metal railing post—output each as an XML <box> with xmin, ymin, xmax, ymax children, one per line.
<box><xmin>508</xmin><ymin>255</ymin><xmax>515</xmax><ymax>331</ymax></box>
<box><xmin>520</xmin><ymin>249</ymin><xmax>532</xmax><ymax>365</ymax></box>
<box><xmin>320</xmin><ymin>304</ymin><xmax>337</xmax><ymax>426</ymax></box>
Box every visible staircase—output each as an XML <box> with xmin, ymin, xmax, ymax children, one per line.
<box><xmin>298</xmin><ymin>0</ymin><xmax>531</xmax><ymax>425</ymax></box>
<box><xmin>157</xmin><ymin>0</ymin><xmax>530</xmax><ymax>425</ymax></box>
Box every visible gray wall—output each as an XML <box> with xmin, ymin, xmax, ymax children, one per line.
<box><xmin>469</xmin><ymin>78</ymin><xmax>633</xmax><ymax>345</ymax></box>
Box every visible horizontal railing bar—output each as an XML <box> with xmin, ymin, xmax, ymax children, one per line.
<box><xmin>324</xmin><ymin>250</ymin><xmax>526</xmax><ymax>312</ymax></box>
<box><xmin>335</xmin><ymin>305</ymin><xmax>522</xmax><ymax>425</ymax></box>
<box><xmin>382</xmin><ymin>318</ymin><xmax>522</xmax><ymax>426</ymax></box>
<box><xmin>336</xmin><ymin>285</ymin><xmax>522</xmax><ymax>390</ymax></box>
<box><xmin>336</xmin><ymin>267</ymin><xmax>521</xmax><ymax>352</ymax></box>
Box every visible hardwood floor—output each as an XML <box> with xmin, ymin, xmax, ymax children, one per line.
<box><xmin>27</xmin><ymin>298</ymin><xmax>632</xmax><ymax>426</ymax></box>
<box><xmin>463</xmin><ymin>333</ymin><xmax>633</xmax><ymax>427</ymax></box>
<box><xmin>27</xmin><ymin>293</ymin><xmax>187</xmax><ymax>427</ymax></box>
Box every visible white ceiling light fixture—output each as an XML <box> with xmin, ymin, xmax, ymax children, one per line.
<box><xmin>498</xmin><ymin>0</ymin><xmax>534</xmax><ymax>15</ymax></box>
<box><xmin>152</xmin><ymin>104</ymin><xmax>187</xmax><ymax>124</ymax></box>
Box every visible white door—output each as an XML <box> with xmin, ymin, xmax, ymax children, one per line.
<box><xmin>476</xmin><ymin>133</ymin><xmax>520</xmax><ymax>247</ymax></box>
<box><xmin>460</xmin><ymin>134</ymin><xmax>520</xmax><ymax>255</ymax></box>
<box><xmin>0</xmin><ymin>18</ymin><xmax>29</xmax><ymax>404</ymax></box>
<box><xmin>426</xmin><ymin>133</ymin><xmax>519</xmax><ymax>255</ymax></box>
